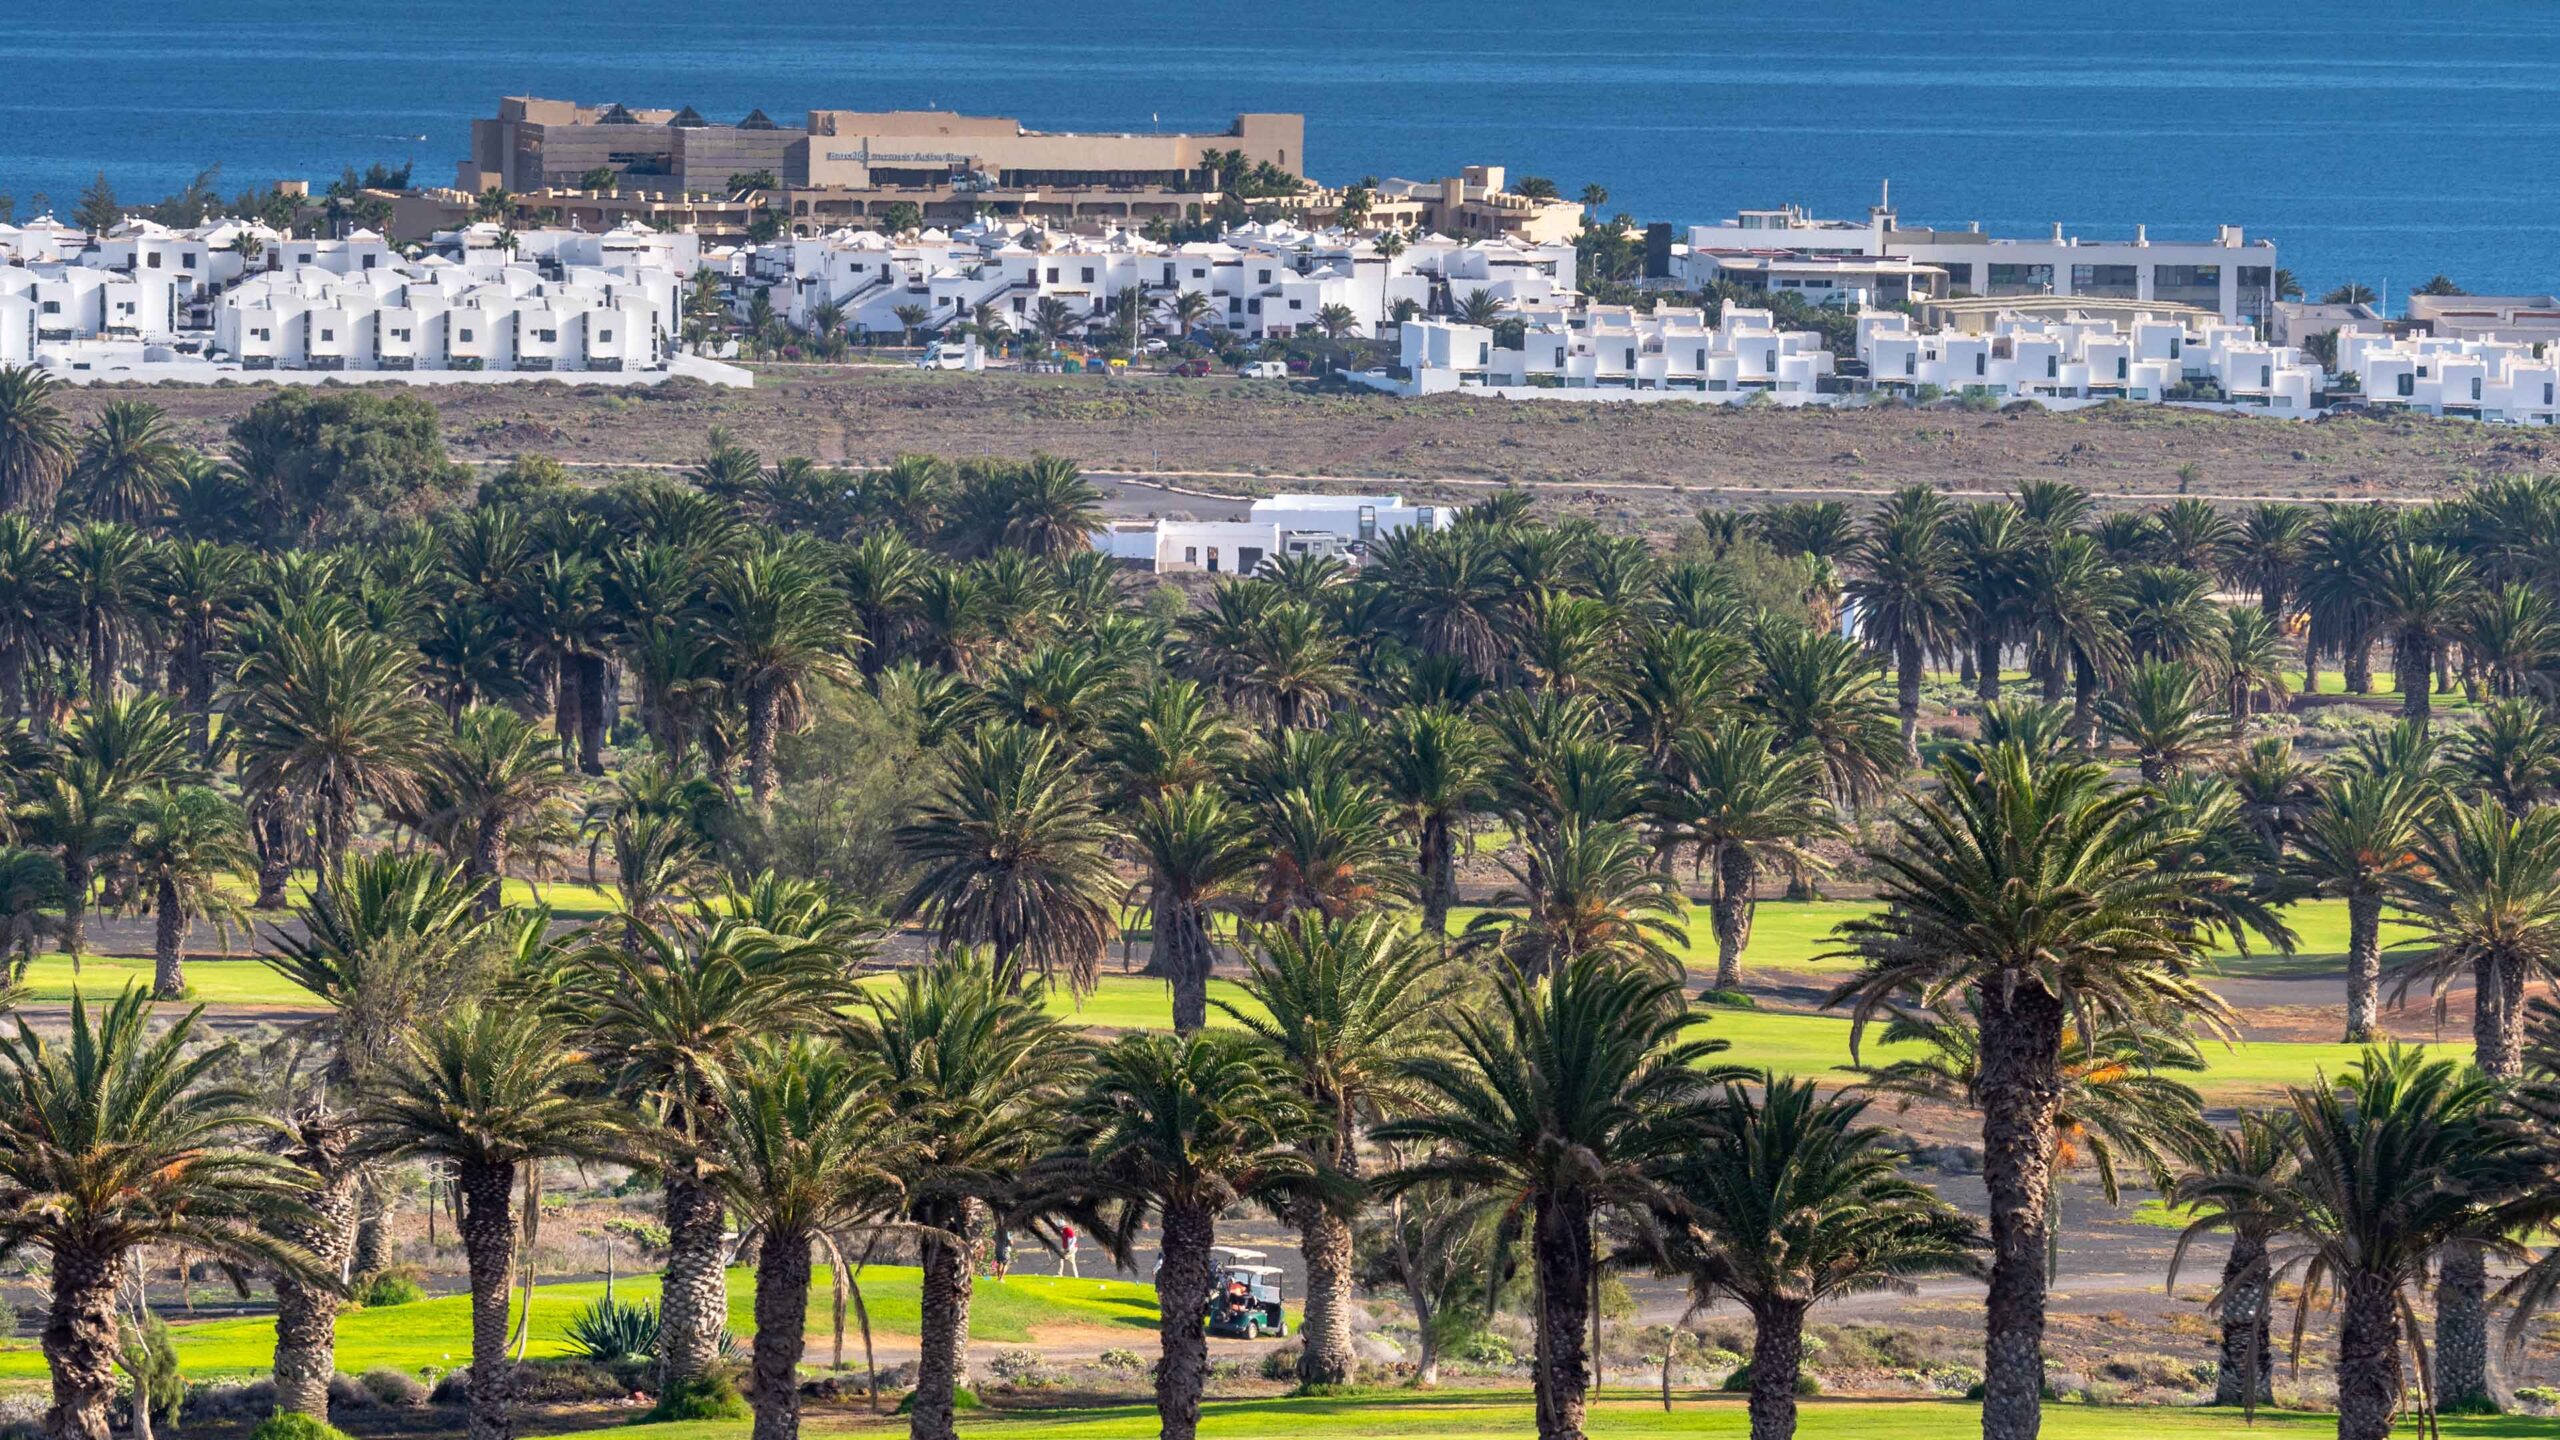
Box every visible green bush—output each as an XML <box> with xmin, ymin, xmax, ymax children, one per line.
<box><xmin>358</xmin><ymin>1272</ymin><xmax>426</xmax><ymax>1308</ymax></box>
<box><xmin>645</xmin><ymin>1374</ymin><xmax>748</xmax><ymax>1422</ymax></box>
<box><xmin>563</xmin><ymin>1297</ymin><xmax>659</xmax><ymax>1365</ymax></box>
<box><xmin>1720</xmin><ymin>1362</ymin><xmax>1819</xmax><ymax>1396</ymax></box>
<box><xmin>894</xmin><ymin>1385</ymin><xmax>979</xmax><ymax>1413</ymax></box>
<box><xmin>357</xmin><ymin>1368</ymin><xmax>428</xmax><ymax>1408</ymax></box>
<box><xmin>1693</xmin><ymin>987</ymin><xmax>1756</xmax><ymax>1010</ymax></box>
<box><xmin>248</xmin><ymin>1413</ymin><xmax>356</xmax><ymax>1440</ymax></box>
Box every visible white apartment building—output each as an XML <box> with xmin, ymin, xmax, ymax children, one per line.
<box><xmin>1095</xmin><ymin>492</ymin><xmax>1451</xmax><ymax>573</ymax></box>
<box><xmin>1395</xmin><ymin>305</ymin><xmax>1834</xmax><ymax>397</ymax></box>
<box><xmin>749</xmin><ymin>219</ymin><xmax>1574</xmax><ymax>342</ymax></box>
<box><xmin>213</xmin><ymin>256</ymin><xmax>677</xmax><ymax>373</ymax></box>
<box><xmin>1681</xmin><ymin>198</ymin><xmax>2279</xmax><ymax>323</ymax></box>
<box><xmin>1854</xmin><ymin>309</ymin><xmax>2321</xmax><ymax>411</ymax></box>
<box><xmin>2337</xmin><ymin>328</ymin><xmax>2560</xmax><ymax>424</ymax></box>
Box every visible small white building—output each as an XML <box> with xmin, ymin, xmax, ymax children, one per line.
<box><xmin>2338</xmin><ymin>327</ymin><xmax>2560</xmax><ymax>424</ymax></box>
<box><xmin>1854</xmin><ymin>309</ymin><xmax>2322</xmax><ymax>412</ymax></box>
<box><xmin>1095</xmin><ymin>520</ymin><xmax>1286</xmax><ymax>575</ymax></box>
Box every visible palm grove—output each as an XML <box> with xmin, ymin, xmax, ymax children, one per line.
<box><xmin>1</xmin><ymin>359</ymin><xmax>2559</xmax><ymax>1440</ymax></box>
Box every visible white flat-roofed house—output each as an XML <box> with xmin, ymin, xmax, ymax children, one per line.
<box><xmin>0</xmin><ymin>293</ymin><xmax>34</xmax><ymax>364</ymax></box>
<box><xmin>374</xmin><ymin>302</ymin><xmax>438</xmax><ymax>370</ymax></box>
<box><xmin>276</xmin><ymin>231</ymin><xmax>397</xmax><ymax>278</ymax></box>
<box><xmin>1249</xmin><ymin>493</ymin><xmax>1454</xmax><ymax>544</ymax></box>
<box><xmin>580</xmin><ymin>298</ymin><xmax>659</xmax><ymax>370</ymax></box>
<box><xmin>1854</xmin><ymin>309</ymin><xmax>2319</xmax><ymax>409</ymax></box>
<box><xmin>2341</xmin><ymin>327</ymin><xmax>2560</xmax><ymax>424</ymax></box>
<box><xmin>1402</xmin><ymin>305</ymin><xmax>1833</xmax><ymax>397</ymax></box>
<box><xmin>1092</xmin><ymin>520</ymin><xmax>1286</xmax><ymax>575</ymax></box>
<box><xmin>510</xmin><ymin>299</ymin><xmax>574</xmax><ymax>371</ymax></box>
<box><xmin>300</xmin><ymin>303</ymin><xmax>362</xmax><ymax>370</ymax></box>
<box><xmin>445</xmin><ymin>300</ymin><xmax>505</xmax><ymax>371</ymax></box>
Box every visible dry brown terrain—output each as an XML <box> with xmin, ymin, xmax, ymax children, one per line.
<box><xmin>70</xmin><ymin>365</ymin><xmax>2559</xmax><ymax>532</ymax></box>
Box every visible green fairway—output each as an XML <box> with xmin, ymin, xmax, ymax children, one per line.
<box><xmin>618</xmin><ymin>1393</ymin><xmax>2543</xmax><ymax>1440</ymax></box>
<box><xmin>0</xmin><ymin>1266</ymin><xmax>1156</xmax><ymax>1380</ymax></box>
<box><xmin>207</xmin><ymin>874</ymin><xmax>623</xmax><ymax>920</ymax></box>
<box><xmin>18</xmin><ymin>956</ymin><xmax>323</xmax><ymax>1008</ymax></box>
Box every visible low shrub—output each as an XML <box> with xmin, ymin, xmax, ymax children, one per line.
<box><xmin>563</xmin><ymin>1297</ymin><xmax>659</xmax><ymax>1365</ymax></box>
<box><xmin>358</xmin><ymin>1270</ymin><xmax>427</xmax><ymax>1309</ymax></box>
<box><xmin>1258</xmin><ymin>1342</ymin><xmax>1302</xmax><ymax>1382</ymax></box>
<box><xmin>1096</xmin><ymin>1349</ymin><xmax>1147</xmax><ymax>1373</ymax></box>
<box><xmin>183</xmin><ymin>1379</ymin><xmax>277</xmax><ymax>1423</ymax></box>
<box><xmin>247</xmin><ymin>1414</ymin><xmax>356</xmax><ymax>1440</ymax></box>
<box><xmin>646</xmin><ymin>1373</ymin><xmax>748</xmax><ymax>1422</ymax></box>
<box><xmin>893</xmin><ymin>1385</ymin><xmax>979</xmax><ymax>1414</ymax></box>
<box><xmin>1720</xmin><ymin>1363</ymin><xmax>1820</xmax><ymax>1396</ymax></box>
<box><xmin>982</xmin><ymin>1349</ymin><xmax>1051</xmax><ymax>1388</ymax></box>
<box><xmin>357</xmin><ymin>1369</ymin><xmax>429</xmax><ymax>1408</ymax></box>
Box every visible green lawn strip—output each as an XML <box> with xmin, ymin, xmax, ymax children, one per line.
<box><xmin>208</xmin><ymin>874</ymin><xmax>623</xmax><ymax>920</ymax></box>
<box><xmin>0</xmin><ymin>1267</ymin><xmax>1156</xmax><ymax>1380</ymax></box>
<box><xmin>17</xmin><ymin>956</ymin><xmax>323</xmax><ymax>1007</ymax></box>
<box><xmin>616</xmin><ymin>1394</ymin><xmax>2543</xmax><ymax>1440</ymax></box>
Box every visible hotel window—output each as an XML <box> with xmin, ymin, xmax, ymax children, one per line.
<box><xmin>2262</xmin><ymin>366</ymin><xmax>2273</xmax><ymax>388</ymax></box>
<box><xmin>40</xmin><ymin>302</ymin><xmax>58</xmax><ymax>314</ymax></box>
<box><xmin>1695</xmin><ymin>349</ymin><xmax>1706</xmax><ymax>368</ymax></box>
<box><xmin>2546</xmin><ymin>383</ymin><xmax>2554</xmax><ymax>406</ymax></box>
<box><xmin>1904</xmin><ymin>354</ymin><xmax>1915</xmax><ymax>376</ymax></box>
<box><xmin>2116</xmin><ymin>358</ymin><xmax>2128</xmax><ymax>379</ymax></box>
<box><xmin>459</xmin><ymin>329</ymin><xmax>474</xmax><ymax>342</ymax></box>
<box><xmin>319</xmin><ymin>329</ymin><xmax>333</xmax><ymax>341</ymax></box>
<box><xmin>1183</xmin><ymin>547</ymin><xmax>1198</xmax><ymax>565</ymax></box>
<box><xmin>2398</xmin><ymin>373</ymin><xmax>2415</xmax><ymax>397</ymax></box>
<box><xmin>537</xmin><ymin>329</ymin><xmax>557</xmax><ymax>342</ymax></box>
<box><xmin>146</xmin><ymin>253</ymin><xmax>162</xmax><ymax>269</ymax></box>
<box><xmin>2047</xmin><ymin>356</ymin><xmax>2058</xmax><ymax>378</ymax></box>
<box><xmin>1045</xmin><ymin>268</ymin><xmax>1058</xmax><ymax>283</ymax></box>
<box><xmin>2473</xmin><ymin>377</ymin><xmax>2484</xmax><ymax>401</ymax></box>
<box><xmin>1081</xmin><ymin>267</ymin><xmax>1094</xmax><ymax>283</ymax></box>
<box><xmin>182</xmin><ymin>254</ymin><xmax>196</xmax><ymax>268</ymax></box>
<box><xmin>1974</xmin><ymin>353</ymin><xmax>1986</xmax><ymax>377</ymax></box>
<box><xmin>599</xmin><ymin>329</ymin><xmax>612</xmax><ymax>341</ymax></box>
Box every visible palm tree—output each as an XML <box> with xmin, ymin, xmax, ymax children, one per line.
<box><xmin>853</xmin><ymin>957</ymin><xmax>1084</xmax><ymax>1440</ymax></box>
<box><xmin>0</xmin><ymin>992</ymin><xmax>320</xmax><ymax>1440</ymax></box>
<box><xmin>2235</xmin><ymin>501</ymin><xmax>2313</xmax><ymax>625</ymax></box>
<box><xmin>0</xmin><ymin>515</ymin><xmax>64</xmax><ymax>720</ymax></box>
<box><xmin>1160</xmin><ymin>289</ymin><xmax>1215</xmax><ymax>341</ymax></box>
<box><xmin>2452</xmin><ymin>697</ymin><xmax>2560</xmax><ymax>815</ymax></box>
<box><xmin>57</xmin><ymin>522</ymin><xmax>159</xmax><ymax>703</ymax></box>
<box><xmin>1465</xmin><ymin>817</ymin><xmax>1682</xmax><ymax>979</ymax></box>
<box><xmin>1847</xmin><ymin>497</ymin><xmax>1967</xmax><ymax>760</ymax></box>
<box><xmin>155</xmin><ymin>540</ymin><xmax>251</xmax><ymax>756</ymax></box>
<box><xmin>1949</xmin><ymin>503</ymin><xmax>2031</xmax><ymax>701</ymax></box>
<box><xmin>1234</xmin><ymin>602</ymin><xmax>1352</xmax><ymax>728</ymax></box>
<box><xmin>1314</xmin><ymin>302</ymin><xmax>1360</xmax><ymax>341</ymax></box>
<box><xmin>892</xmin><ymin>303</ymin><xmax>931</xmax><ymax>346</ymax></box>
<box><xmin>1058</xmin><ymin>1031</ymin><xmax>1316</xmax><ymax>1440</ymax></box>
<box><xmin>106</xmin><ymin>784</ymin><xmax>250</xmax><ymax>998</ymax></box>
<box><xmin>1223</xmin><ymin>915</ymin><xmax>1450</xmax><ymax>1387</ymax></box>
<box><xmin>20</xmin><ymin>695</ymin><xmax>197</xmax><ymax>962</ymax></box>
<box><xmin>1827</xmin><ymin>738</ymin><xmax>2229</xmax><ymax>1440</ymax></box>
<box><xmin>2018</xmin><ymin>533</ymin><xmax>2127</xmax><ymax>745</ymax></box>
<box><xmin>361</xmin><ymin>1004</ymin><xmax>627</xmax><ymax>1440</ymax></box>
<box><xmin>2460</xmin><ymin>582</ymin><xmax>2557</xmax><ymax>700</ymax></box>
<box><xmin>2182</xmin><ymin>1048</ymin><xmax>2522</xmax><ymax>1440</ymax></box>
<box><xmin>2099</xmin><ymin>659</ymin><xmax>2223</xmax><ymax>782</ymax></box>
<box><xmin>895</xmin><ymin>724</ymin><xmax>1118</xmax><ymax>993</ymax></box>
<box><xmin>2374</xmin><ymin>542</ymin><xmax>2473</xmax><ymax>720</ymax></box>
<box><xmin>995</xmin><ymin>455</ymin><xmax>1105</xmax><ymax>562</ymax></box>
<box><xmin>2166</xmin><ymin>1112</ymin><xmax>2295</xmax><ymax>1410</ymax></box>
<box><xmin>1456</xmin><ymin>288</ymin><xmax>1507</xmax><ymax>327</ymax></box>
<box><xmin>2289</xmin><ymin>766</ymin><xmax>2435</xmax><ymax>1041</ymax></box>
<box><xmin>2302</xmin><ymin>504</ymin><xmax>2397</xmax><ymax>695</ymax></box>
<box><xmin>1655</xmin><ymin>723</ymin><xmax>1837</xmax><ymax>989</ymax></box>
<box><xmin>1371</xmin><ymin>705</ymin><xmax>1489</xmax><ymax>938</ymax></box>
<box><xmin>1101</xmin><ymin>676</ymin><xmax>1243</xmax><ymax>806</ymax></box>
<box><xmin>2210</xmin><ymin>605</ymin><xmax>2292</xmax><ymax>736</ymax></box>
<box><xmin>1029</xmin><ymin>296</ymin><xmax>1080</xmax><ymax>350</ymax></box>
<box><xmin>1744</xmin><ymin>625</ymin><xmax>1906</xmax><ymax>810</ymax></box>
<box><xmin>67</xmin><ymin>400</ymin><xmax>184</xmax><ymax>527</ymax></box>
<box><xmin>1125</xmin><ymin>785</ymin><xmax>1255</xmax><ymax>1033</ymax></box>
<box><xmin>1654</xmin><ymin>1079</ymin><xmax>1980</xmax><ymax>1440</ymax></box>
<box><xmin>1252</xmin><ymin>772</ymin><xmax>1410</xmax><ymax>922</ymax></box>
<box><xmin>701</xmin><ymin>1036</ymin><xmax>897</xmax><ymax>1440</ymax></box>
<box><xmin>696</xmin><ymin>546</ymin><xmax>855</xmax><ymax>812</ymax></box>
<box><xmin>261</xmin><ymin>853</ymin><xmax>497</xmax><ymax>1412</ymax></box>
<box><xmin>0</xmin><ymin>363</ymin><xmax>73</xmax><ymax>515</ymax></box>
<box><xmin>1380</xmin><ymin>956</ymin><xmax>1737</xmax><ymax>1440</ymax></box>
<box><xmin>226</xmin><ymin>615</ymin><xmax>440</xmax><ymax>872</ymax></box>
<box><xmin>542</xmin><ymin>916</ymin><xmax>854</xmax><ymax>1388</ymax></box>
<box><xmin>427</xmin><ymin>704</ymin><xmax>578</xmax><ymax>915</ymax></box>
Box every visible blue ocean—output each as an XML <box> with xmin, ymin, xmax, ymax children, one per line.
<box><xmin>4</xmin><ymin>0</ymin><xmax>2555</xmax><ymax>301</ymax></box>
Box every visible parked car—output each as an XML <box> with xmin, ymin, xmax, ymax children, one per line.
<box><xmin>1171</xmin><ymin>358</ymin><xmax>1213</xmax><ymax>377</ymax></box>
<box><xmin>1203</xmin><ymin>1247</ymin><xmax>1287</xmax><ymax>1339</ymax></box>
<box><xmin>1237</xmin><ymin>360</ymin><xmax>1288</xmax><ymax>380</ymax></box>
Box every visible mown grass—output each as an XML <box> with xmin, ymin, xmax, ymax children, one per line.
<box><xmin>0</xmin><ymin>1267</ymin><xmax>1156</xmax><ymax>1380</ymax></box>
<box><xmin>12</xmin><ymin>955</ymin><xmax>321</xmax><ymax>1007</ymax></box>
<box><xmin>204</xmin><ymin>874</ymin><xmax>622</xmax><ymax>920</ymax></box>
<box><xmin>617</xmin><ymin>1393</ymin><xmax>2548</xmax><ymax>1440</ymax></box>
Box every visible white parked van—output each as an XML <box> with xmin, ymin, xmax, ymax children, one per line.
<box><xmin>1237</xmin><ymin>360</ymin><xmax>1288</xmax><ymax>379</ymax></box>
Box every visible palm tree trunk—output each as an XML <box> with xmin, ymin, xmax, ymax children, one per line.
<box><xmin>2070</xmin><ymin>654</ymin><xmax>2100</xmax><ymax>751</ymax></box>
<box><xmin>659</xmin><ymin>1168</ymin><xmax>729</xmax><ymax>1385</ymax></box>
<box><xmin>151</xmin><ymin>876</ymin><xmax>185</xmax><ymax>999</ymax></box>
<box><xmin>1746</xmin><ymin>1299</ymin><xmax>1809</xmax><ymax>1440</ymax></box>
<box><xmin>1296</xmin><ymin>1190</ymin><xmax>1356</xmax><ymax>1387</ymax></box>
<box><xmin>41</xmin><ymin>1245</ymin><xmax>124</xmax><ymax>1440</ymax></box>
<box><xmin>910</xmin><ymin>1201</ymin><xmax>974</xmax><ymax>1440</ymax></box>
<box><xmin>1150</xmin><ymin>897</ymin><xmax>1213</xmax><ymax>1035</ymax></box>
<box><xmin>60</xmin><ymin>849</ymin><xmax>87</xmax><ymax>965</ymax></box>
<box><xmin>2343</xmin><ymin>894</ymin><xmax>2382</xmax><ymax>1043</ymax></box>
<box><xmin>1711</xmin><ymin>846</ymin><xmax>1757</xmax><ymax>991</ymax></box>
<box><xmin>2213</xmin><ymin>1233</ymin><xmax>2273</xmax><ymax>1408</ymax></box>
<box><xmin>253</xmin><ymin>797</ymin><xmax>293</xmax><ymax>910</ymax></box>
<box><xmin>2436</xmin><ymin>1246</ymin><xmax>2490</xmax><ymax>1413</ymax></box>
<box><xmin>1532</xmin><ymin>1191</ymin><xmax>1594</xmax><ymax>1440</ymax></box>
<box><xmin>1420</xmin><ymin>814</ymin><xmax>1454</xmax><ymax>939</ymax></box>
<box><xmin>2398</xmin><ymin>631</ymin><xmax>2431</xmax><ymax>722</ymax></box>
<box><xmin>748</xmin><ymin>1230</ymin><xmax>811</xmax><ymax>1440</ymax></box>
<box><xmin>353</xmin><ymin>1175</ymin><xmax>393</xmax><ymax>1279</ymax></box>
<box><xmin>458</xmin><ymin>1156</ymin><xmax>518</xmax><ymax>1440</ymax></box>
<box><xmin>745</xmin><ymin>686</ymin><xmax>781</xmax><ymax>815</ymax></box>
<box><xmin>577</xmin><ymin>654</ymin><xmax>609</xmax><ymax>777</ymax></box>
<box><xmin>1974</xmin><ymin>624</ymin><xmax>2002</xmax><ymax>702</ymax></box>
<box><xmin>1155</xmin><ymin>1199</ymin><xmax>1216</xmax><ymax>1440</ymax></box>
<box><xmin>2335</xmin><ymin>1272</ymin><xmax>2401</xmax><ymax>1440</ymax></box>
<box><xmin>2344</xmin><ymin>629</ymin><xmax>2372</xmax><ymax>694</ymax></box>
<box><xmin>1976</xmin><ymin>986</ymin><xmax>2066</xmax><ymax>1440</ymax></box>
<box><xmin>470</xmin><ymin>809</ymin><xmax>507</xmax><ymax>918</ymax></box>
<box><xmin>272</xmin><ymin>1112</ymin><xmax>359</xmax><ymax>1418</ymax></box>
<box><xmin>1895</xmin><ymin>634</ymin><xmax>1923</xmax><ymax>762</ymax></box>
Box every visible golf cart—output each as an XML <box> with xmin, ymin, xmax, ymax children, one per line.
<box><xmin>1203</xmin><ymin>1246</ymin><xmax>1288</xmax><ymax>1339</ymax></box>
